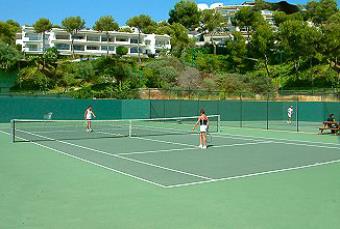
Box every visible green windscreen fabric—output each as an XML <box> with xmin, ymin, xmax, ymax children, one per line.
<box><xmin>0</xmin><ymin>96</ymin><xmax>121</xmax><ymax>122</ymax></box>
<box><xmin>268</xmin><ymin>101</ymin><xmax>297</xmax><ymax>131</ymax></box>
<box><xmin>217</xmin><ymin>100</ymin><xmax>241</xmax><ymax>127</ymax></box>
<box><xmin>242</xmin><ymin>101</ymin><xmax>267</xmax><ymax>129</ymax></box>
<box><xmin>199</xmin><ymin>101</ymin><xmax>219</xmax><ymax>116</ymax></box>
<box><xmin>1</xmin><ymin>96</ymin><xmax>339</xmax><ymax>135</ymax></box>
<box><xmin>179</xmin><ymin>100</ymin><xmax>199</xmax><ymax>117</ymax></box>
<box><xmin>164</xmin><ymin>100</ymin><xmax>181</xmax><ymax>118</ymax></box>
<box><xmin>121</xmin><ymin>100</ymin><xmax>150</xmax><ymax>119</ymax></box>
<box><xmin>150</xmin><ymin>100</ymin><xmax>165</xmax><ymax>118</ymax></box>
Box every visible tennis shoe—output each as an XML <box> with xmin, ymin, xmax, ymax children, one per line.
<box><xmin>202</xmin><ymin>145</ymin><xmax>207</xmax><ymax>149</ymax></box>
<box><xmin>199</xmin><ymin>144</ymin><xmax>202</xmax><ymax>148</ymax></box>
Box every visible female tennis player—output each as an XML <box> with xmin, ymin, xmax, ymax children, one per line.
<box><xmin>287</xmin><ymin>105</ymin><xmax>293</xmax><ymax>124</ymax></box>
<box><xmin>192</xmin><ymin>109</ymin><xmax>209</xmax><ymax>149</ymax></box>
<box><xmin>84</xmin><ymin>105</ymin><xmax>96</xmax><ymax>132</ymax></box>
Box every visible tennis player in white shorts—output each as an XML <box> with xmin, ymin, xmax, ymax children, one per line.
<box><xmin>192</xmin><ymin>109</ymin><xmax>209</xmax><ymax>149</ymax></box>
<box><xmin>287</xmin><ymin>106</ymin><xmax>293</xmax><ymax>124</ymax></box>
<box><xmin>84</xmin><ymin>105</ymin><xmax>96</xmax><ymax>132</ymax></box>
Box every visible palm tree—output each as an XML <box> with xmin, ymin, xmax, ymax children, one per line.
<box><xmin>126</xmin><ymin>15</ymin><xmax>156</xmax><ymax>63</ymax></box>
<box><xmin>61</xmin><ymin>16</ymin><xmax>85</xmax><ymax>58</ymax></box>
<box><xmin>93</xmin><ymin>16</ymin><xmax>119</xmax><ymax>56</ymax></box>
<box><xmin>33</xmin><ymin>18</ymin><xmax>52</xmax><ymax>52</ymax></box>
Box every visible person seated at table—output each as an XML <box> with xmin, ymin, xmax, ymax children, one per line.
<box><xmin>321</xmin><ymin>114</ymin><xmax>338</xmax><ymax>134</ymax></box>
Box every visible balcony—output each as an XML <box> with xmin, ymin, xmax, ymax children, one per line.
<box><xmin>55</xmin><ymin>34</ymin><xmax>70</xmax><ymax>40</ymax></box>
<box><xmin>24</xmin><ymin>47</ymin><xmax>43</xmax><ymax>52</ymax></box>
<box><xmin>23</xmin><ymin>36</ymin><xmax>42</xmax><ymax>42</ymax></box>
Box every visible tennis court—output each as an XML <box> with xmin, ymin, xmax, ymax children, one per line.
<box><xmin>1</xmin><ymin>113</ymin><xmax>340</xmax><ymax>228</ymax></box>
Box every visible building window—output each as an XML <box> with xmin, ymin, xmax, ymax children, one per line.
<box><xmin>55</xmin><ymin>34</ymin><xmax>70</xmax><ymax>40</ymax></box>
<box><xmin>86</xmin><ymin>45</ymin><xmax>99</xmax><ymax>50</ymax></box>
<box><xmin>73</xmin><ymin>34</ymin><xmax>85</xmax><ymax>40</ymax></box>
<box><xmin>145</xmin><ymin>40</ymin><xmax>151</xmax><ymax>45</ymax></box>
<box><xmin>101</xmin><ymin>46</ymin><xmax>115</xmax><ymax>51</ymax></box>
<box><xmin>27</xmin><ymin>44</ymin><xmax>39</xmax><ymax>51</ymax></box>
<box><xmin>26</xmin><ymin>33</ymin><xmax>41</xmax><ymax>41</ymax></box>
<box><xmin>87</xmin><ymin>35</ymin><xmax>100</xmax><ymax>41</ymax></box>
<box><xmin>101</xmin><ymin>36</ymin><xmax>114</xmax><ymax>42</ymax></box>
<box><xmin>116</xmin><ymin>37</ymin><xmax>128</xmax><ymax>42</ymax></box>
<box><xmin>155</xmin><ymin>41</ymin><xmax>166</xmax><ymax>47</ymax></box>
<box><xmin>55</xmin><ymin>43</ymin><xmax>70</xmax><ymax>50</ymax></box>
<box><xmin>130</xmin><ymin>47</ymin><xmax>142</xmax><ymax>53</ymax></box>
<box><xmin>130</xmin><ymin>38</ymin><xmax>139</xmax><ymax>44</ymax></box>
<box><xmin>74</xmin><ymin>45</ymin><xmax>85</xmax><ymax>51</ymax></box>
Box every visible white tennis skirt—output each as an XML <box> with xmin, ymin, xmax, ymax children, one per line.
<box><xmin>200</xmin><ymin>125</ymin><xmax>208</xmax><ymax>133</ymax></box>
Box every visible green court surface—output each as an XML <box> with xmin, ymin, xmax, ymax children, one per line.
<box><xmin>1</xmin><ymin>122</ymin><xmax>340</xmax><ymax>228</ymax></box>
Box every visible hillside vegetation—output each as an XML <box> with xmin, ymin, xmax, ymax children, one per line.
<box><xmin>0</xmin><ymin>0</ymin><xmax>339</xmax><ymax>98</ymax></box>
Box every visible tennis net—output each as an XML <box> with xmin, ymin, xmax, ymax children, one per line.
<box><xmin>11</xmin><ymin>115</ymin><xmax>220</xmax><ymax>142</ymax></box>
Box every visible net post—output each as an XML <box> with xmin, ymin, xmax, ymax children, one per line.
<box><xmin>128</xmin><ymin>120</ymin><xmax>132</xmax><ymax>137</ymax></box>
<box><xmin>217</xmin><ymin>115</ymin><xmax>221</xmax><ymax>133</ymax></box>
<box><xmin>296</xmin><ymin>95</ymin><xmax>299</xmax><ymax>132</ymax></box>
<box><xmin>11</xmin><ymin>119</ymin><xmax>15</xmax><ymax>143</ymax></box>
<box><xmin>240</xmin><ymin>93</ymin><xmax>243</xmax><ymax>128</ymax></box>
<box><xmin>266</xmin><ymin>93</ymin><xmax>269</xmax><ymax>130</ymax></box>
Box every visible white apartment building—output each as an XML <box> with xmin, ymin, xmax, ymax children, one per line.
<box><xmin>196</xmin><ymin>1</ymin><xmax>275</xmax><ymax>46</ymax></box>
<box><xmin>16</xmin><ymin>26</ymin><xmax>171</xmax><ymax>56</ymax></box>
<box><xmin>197</xmin><ymin>1</ymin><xmax>275</xmax><ymax>28</ymax></box>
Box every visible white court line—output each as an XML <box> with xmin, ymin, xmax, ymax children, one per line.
<box><xmin>15</xmin><ymin>129</ymin><xmax>212</xmax><ymax>181</ymax></box>
<box><xmin>213</xmin><ymin>134</ymin><xmax>340</xmax><ymax>149</ymax></box>
<box><xmin>166</xmin><ymin>158</ymin><xmax>340</xmax><ymax>189</ymax></box>
<box><xmin>118</xmin><ymin>141</ymin><xmax>271</xmax><ymax>156</ymax></box>
<box><xmin>0</xmin><ymin>130</ymin><xmax>166</xmax><ymax>188</ymax></box>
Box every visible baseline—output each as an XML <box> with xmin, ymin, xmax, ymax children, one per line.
<box><xmin>166</xmin><ymin>158</ymin><xmax>340</xmax><ymax>188</ymax></box>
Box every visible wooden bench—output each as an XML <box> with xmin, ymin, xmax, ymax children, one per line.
<box><xmin>319</xmin><ymin>122</ymin><xmax>340</xmax><ymax>135</ymax></box>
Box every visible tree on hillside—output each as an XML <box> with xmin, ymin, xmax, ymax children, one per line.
<box><xmin>232</xmin><ymin>7</ymin><xmax>265</xmax><ymax>39</ymax></box>
<box><xmin>322</xmin><ymin>12</ymin><xmax>340</xmax><ymax>84</ymax></box>
<box><xmin>169</xmin><ymin>23</ymin><xmax>194</xmax><ymax>57</ymax></box>
<box><xmin>306</xmin><ymin>0</ymin><xmax>338</xmax><ymax>25</ymax></box>
<box><xmin>5</xmin><ymin>20</ymin><xmax>20</xmax><ymax>31</ymax></box>
<box><xmin>93</xmin><ymin>16</ymin><xmax>119</xmax><ymax>56</ymax></box>
<box><xmin>249</xmin><ymin>23</ymin><xmax>275</xmax><ymax>77</ymax></box>
<box><xmin>154</xmin><ymin>21</ymin><xmax>174</xmax><ymax>35</ymax></box>
<box><xmin>126</xmin><ymin>15</ymin><xmax>156</xmax><ymax>63</ymax></box>
<box><xmin>61</xmin><ymin>16</ymin><xmax>85</xmax><ymax>58</ymax></box>
<box><xmin>168</xmin><ymin>0</ymin><xmax>201</xmax><ymax>30</ymax></box>
<box><xmin>33</xmin><ymin>18</ymin><xmax>52</xmax><ymax>52</ymax></box>
<box><xmin>273</xmin><ymin>11</ymin><xmax>304</xmax><ymax>26</ymax></box>
<box><xmin>116</xmin><ymin>46</ymin><xmax>128</xmax><ymax>57</ymax></box>
<box><xmin>277</xmin><ymin>20</ymin><xmax>322</xmax><ymax>76</ymax></box>
<box><xmin>0</xmin><ymin>41</ymin><xmax>21</xmax><ymax>70</ymax></box>
<box><xmin>225</xmin><ymin>32</ymin><xmax>247</xmax><ymax>72</ymax></box>
<box><xmin>200</xmin><ymin>9</ymin><xmax>225</xmax><ymax>55</ymax></box>
<box><xmin>0</xmin><ymin>21</ymin><xmax>19</xmax><ymax>45</ymax></box>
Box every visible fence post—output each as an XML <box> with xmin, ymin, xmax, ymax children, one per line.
<box><xmin>266</xmin><ymin>92</ymin><xmax>269</xmax><ymax>130</ymax></box>
<box><xmin>296</xmin><ymin>95</ymin><xmax>299</xmax><ymax>132</ymax></box>
<box><xmin>11</xmin><ymin>119</ymin><xmax>15</xmax><ymax>143</ymax></box>
<box><xmin>240</xmin><ymin>92</ymin><xmax>243</xmax><ymax>128</ymax></box>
